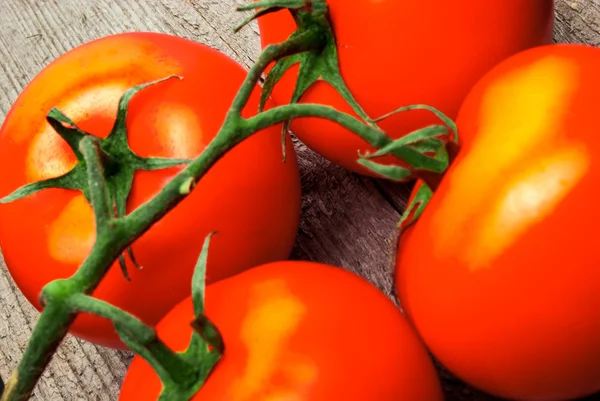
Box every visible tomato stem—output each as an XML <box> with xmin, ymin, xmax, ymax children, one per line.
<box><xmin>1</xmin><ymin>301</ymin><xmax>75</xmax><ymax>401</ymax></box>
<box><xmin>248</xmin><ymin>103</ymin><xmax>390</xmax><ymax>147</ymax></box>
<box><xmin>80</xmin><ymin>137</ymin><xmax>114</xmax><ymax>231</ymax></box>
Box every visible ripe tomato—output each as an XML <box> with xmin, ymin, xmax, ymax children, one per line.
<box><xmin>395</xmin><ymin>44</ymin><xmax>600</xmax><ymax>401</ymax></box>
<box><xmin>257</xmin><ymin>1</ymin><xmax>555</xmax><ymax>176</ymax></box>
<box><xmin>119</xmin><ymin>261</ymin><xmax>444</xmax><ymax>401</ymax></box>
<box><xmin>0</xmin><ymin>32</ymin><xmax>301</xmax><ymax>349</ymax></box>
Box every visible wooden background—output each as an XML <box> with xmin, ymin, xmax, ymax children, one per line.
<box><xmin>0</xmin><ymin>1</ymin><xmax>598</xmax><ymax>400</ymax></box>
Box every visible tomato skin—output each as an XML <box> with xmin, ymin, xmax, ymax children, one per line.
<box><xmin>395</xmin><ymin>44</ymin><xmax>600</xmax><ymax>401</ymax></box>
<box><xmin>0</xmin><ymin>32</ymin><xmax>301</xmax><ymax>349</ymax></box>
<box><xmin>257</xmin><ymin>1</ymin><xmax>555</xmax><ymax>176</ymax></box>
<box><xmin>119</xmin><ymin>261</ymin><xmax>444</xmax><ymax>401</ymax></box>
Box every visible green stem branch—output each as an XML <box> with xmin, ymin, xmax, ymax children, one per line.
<box><xmin>79</xmin><ymin>137</ymin><xmax>113</xmax><ymax>231</ymax></box>
<box><xmin>0</xmin><ymin>304</ymin><xmax>73</xmax><ymax>401</ymax></box>
<box><xmin>68</xmin><ymin>294</ymin><xmax>198</xmax><ymax>387</ymax></box>
<box><xmin>247</xmin><ymin>103</ymin><xmax>392</xmax><ymax>149</ymax></box>
<box><xmin>248</xmin><ymin>103</ymin><xmax>456</xmax><ymax>188</ymax></box>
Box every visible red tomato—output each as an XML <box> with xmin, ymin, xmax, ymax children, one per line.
<box><xmin>119</xmin><ymin>261</ymin><xmax>444</xmax><ymax>401</ymax></box>
<box><xmin>257</xmin><ymin>1</ymin><xmax>555</xmax><ymax>176</ymax></box>
<box><xmin>396</xmin><ymin>44</ymin><xmax>600</xmax><ymax>401</ymax></box>
<box><xmin>0</xmin><ymin>32</ymin><xmax>301</xmax><ymax>349</ymax></box>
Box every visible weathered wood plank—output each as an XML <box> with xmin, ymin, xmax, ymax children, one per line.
<box><xmin>0</xmin><ymin>1</ymin><xmax>598</xmax><ymax>401</ymax></box>
<box><xmin>555</xmin><ymin>0</ymin><xmax>600</xmax><ymax>45</ymax></box>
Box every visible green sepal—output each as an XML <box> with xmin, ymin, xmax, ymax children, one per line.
<box><xmin>398</xmin><ymin>182</ymin><xmax>433</xmax><ymax>231</ymax></box>
<box><xmin>102</xmin><ymin>75</ymin><xmax>182</xmax><ymax>154</ymax></box>
<box><xmin>136</xmin><ymin>156</ymin><xmax>193</xmax><ymax>171</ymax></box>
<box><xmin>256</xmin><ymin>53</ymin><xmax>305</xmax><ymax>161</ymax></box>
<box><xmin>234</xmin><ymin>0</ymin><xmax>308</xmax><ymax>33</ymax></box>
<box><xmin>357</xmin><ymin>159</ymin><xmax>412</xmax><ymax>181</ymax></box>
<box><xmin>191</xmin><ymin>232</ymin><xmax>214</xmax><ymax>317</ymax></box>
<box><xmin>114</xmin><ymin>323</ymin><xmax>208</xmax><ymax>401</ymax></box>
<box><xmin>46</xmin><ymin>108</ymin><xmax>90</xmax><ymax>161</ymax></box>
<box><xmin>115</xmin><ymin>324</ymin><xmax>175</xmax><ymax>386</ymax></box>
<box><xmin>373</xmin><ymin>104</ymin><xmax>458</xmax><ymax>143</ymax></box>
<box><xmin>98</xmin><ymin>74</ymin><xmax>191</xmax><ymax>170</ymax></box>
<box><xmin>187</xmin><ymin>232</ymin><xmax>225</xmax><ymax>358</ymax></box>
<box><xmin>356</xmin><ymin>106</ymin><xmax>458</xmax><ymax>181</ymax></box>
<box><xmin>361</xmin><ymin>125</ymin><xmax>448</xmax><ymax>159</ymax></box>
<box><xmin>236</xmin><ymin>0</ymin><xmax>307</xmax><ymax>11</ymax></box>
<box><xmin>259</xmin><ymin>53</ymin><xmax>301</xmax><ymax>113</ymax></box>
<box><xmin>357</xmin><ymin>124</ymin><xmax>450</xmax><ymax>178</ymax></box>
<box><xmin>408</xmin><ymin>137</ymin><xmax>445</xmax><ymax>154</ymax></box>
<box><xmin>190</xmin><ymin>315</ymin><xmax>225</xmax><ymax>356</ymax></box>
<box><xmin>258</xmin><ymin>7</ymin><xmax>374</xmax><ymax>127</ymax></box>
<box><xmin>0</xmin><ymin>164</ymin><xmax>87</xmax><ymax>204</ymax></box>
<box><xmin>104</xmin><ymin>168</ymin><xmax>137</xmax><ymax>281</ymax></box>
<box><xmin>359</xmin><ymin>145</ymin><xmax>448</xmax><ymax>178</ymax></box>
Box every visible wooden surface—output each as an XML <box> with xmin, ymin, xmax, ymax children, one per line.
<box><xmin>0</xmin><ymin>1</ymin><xmax>598</xmax><ymax>400</ymax></box>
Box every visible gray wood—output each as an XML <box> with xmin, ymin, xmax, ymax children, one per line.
<box><xmin>0</xmin><ymin>1</ymin><xmax>597</xmax><ymax>400</ymax></box>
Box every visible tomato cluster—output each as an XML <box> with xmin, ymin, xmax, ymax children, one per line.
<box><xmin>2</xmin><ymin>1</ymin><xmax>599</xmax><ymax>401</ymax></box>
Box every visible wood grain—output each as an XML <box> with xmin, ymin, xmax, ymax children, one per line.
<box><xmin>0</xmin><ymin>1</ymin><xmax>598</xmax><ymax>400</ymax></box>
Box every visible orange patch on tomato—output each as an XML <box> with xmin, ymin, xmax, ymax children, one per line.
<box><xmin>26</xmin><ymin>130</ymin><xmax>77</xmax><ymax>182</ymax></box>
<box><xmin>431</xmin><ymin>55</ymin><xmax>583</xmax><ymax>270</ymax></box>
<box><xmin>154</xmin><ymin>104</ymin><xmax>203</xmax><ymax>158</ymax></box>
<box><xmin>58</xmin><ymin>82</ymin><xmax>131</xmax><ymax>134</ymax></box>
<box><xmin>465</xmin><ymin>146</ymin><xmax>589</xmax><ymax>269</ymax></box>
<box><xmin>230</xmin><ymin>279</ymin><xmax>317</xmax><ymax>400</ymax></box>
<box><xmin>59</xmin><ymin>82</ymin><xmax>129</xmax><ymax>121</ymax></box>
<box><xmin>12</xmin><ymin>36</ymin><xmax>176</xmax><ymax>144</ymax></box>
<box><xmin>26</xmin><ymin>82</ymin><xmax>131</xmax><ymax>182</ymax></box>
<box><xmin>48</xmin><ymin>194</ymin><xmax>96</xmax><ymax>264</ymax></box>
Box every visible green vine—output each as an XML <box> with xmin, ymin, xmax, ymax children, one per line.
<box><xmin>0</xmin><ymin>1</ymin><xmax>458</xmax><ymax>400</ymax></box>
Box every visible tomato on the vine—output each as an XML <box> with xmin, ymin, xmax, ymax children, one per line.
<box><xmin>0</xmin><ymin>32</ymin><xmax>302</xmax><ymax>349</ymax></box>
<box><xmin>257</xmin><ymin>1</ymin><xmax>554</xmax><ymax>176</ymax></box>
<box><xmin>396</xmin><ymin>44</ymin><xmax>600</xmax><ymax>401</ymax></box>
<box><xmin>119</xmin><ymin>261</ymin><xmax>444</xmax><ymax>401</ymax></box>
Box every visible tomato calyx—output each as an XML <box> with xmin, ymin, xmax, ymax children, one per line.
<box><xmin>237</xmin><ymin>0</ymin><xmax>382</xmax><ymax>160</ymax></box>
<box><xmin>235</xmin><ymin>1</ymin><xmax>461</xmax><ymax>228</ymax></box>
<box><xmin>399</xmin><ymin>182</ymin><xmax>433</xmax><ymax>233</ymax></box>
<box><xmin>113</xmin><ymin>233</ymin><xmax>224</xmax><ymax>401</ymax></box>
<box><xmin>357</xmin><ymin>104</ymin><xmax>459</xmax><ymax>182</ymax></box>
<box><xmin>237</xmin><ymin>1</ymin><xmax>459</xmax><ymax>189</ymax></box>
<box><xmin>0</xmin><ymin>75</ymin><xmax>191</xmax><ymax>281</ymax></box>
<box><xmin>356</xmin><ymin>105</ymin><xmax>460</xmax><ymax>230</ymax></box>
